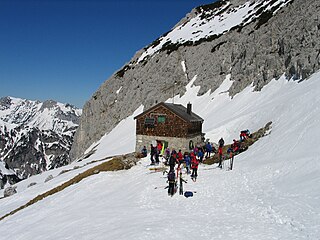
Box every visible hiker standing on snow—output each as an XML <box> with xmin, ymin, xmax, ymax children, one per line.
<box><xmin>156</xmin><ymin>141</ymin><xmax>163</xmax><ymax>160</ymax></box>
<box><xmin>169</xmin><ymin>152</ymin><xmax>178</xmax><ymax>172</ymax></box>
<box><xmin>176</xmin><ymin>149</ymin><xmax>184</xmax><ymax>177</ymax></box>
<box><xmin>205</xmin><ymin>142</ymin><xmax>212</xmax><ymax>158</ymax></box>
<box><xmin>218</xmin><ymin>137</ymin><xmax>224</xmax><ymax>168</ymax></box>
<box><xmin>190</xmin><ymin>152</ymin><xmax>199</xmax><ymax>178</ymax></box>
<box><xmin>197</xmin><ymin>148</ymin><xmax>204</xmax><ymax>163</ymax></box>
<box><xmin>155</xmin><ymin>148</ymin><xmax>160</xmax><ymax>165</ymax></box>
<box><xmin>150</xmin><ymin>144</ymin><xmax>156</xmax><ymax>165</ymax></box>
<box><xmin>184</xmin><ymin>153</ymin><xmax>191</xmax><ymax>174</ymax></box>
<box><xmin>177</xmin><ymin>150</ymin><xmax>183</xmax><ymax>165</ymax></box>
<box><xmin>164</xmin><ymin>147</ymin><xmax>171</xmax><ymax>165</ymax></box>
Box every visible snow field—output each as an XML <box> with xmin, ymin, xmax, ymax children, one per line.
<box><xmin>0</xmin><ymin>71</ymin><xmax>320</xmax><ymax>239</ymax></box>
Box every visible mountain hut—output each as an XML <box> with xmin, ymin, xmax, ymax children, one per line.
<box><xmin>134</xmin><ymin>102</ymin><xmax>204</xmax><ymax>154</ymax></box>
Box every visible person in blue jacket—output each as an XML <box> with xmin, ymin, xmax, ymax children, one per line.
<box><xmin>197</xmin><ymin>148</ymin><xmax>204</xmax><ymax>163</ymax></box>
<box><xmin>141</xmin><ymin>146</ymin><xmax>147</xmax><ymax>157</ymax></box>
<box><xmin>184</xmin><ymin>153</ymin><xmax>191</xmax><ymax>174</ymax></box>
<box><xmin>205</xmin><ymin>142</ymin><xmax>212</xmax><ymax>158</ymax></box>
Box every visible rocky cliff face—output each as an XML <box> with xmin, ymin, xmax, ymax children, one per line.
<box><xmin>70</xmin><ymin>0</ymin><xmax>320</xmax><ymax>160</ymax></box>
<box><xmin>0</xmin><ymin>97</ymin><xmax>81</xmax><ymax>184</ymax></box>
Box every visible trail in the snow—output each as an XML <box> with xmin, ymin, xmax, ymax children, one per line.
<box><xmin>130</xmin><ymin>157</ymin><xmax>312</xmax><ymax>240</ymax></box>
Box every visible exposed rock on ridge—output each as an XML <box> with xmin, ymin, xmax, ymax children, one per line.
<box><xmin>70</xmin><ymin>0</ymin><xmax>320</xmax><ymax>160</ymax></box>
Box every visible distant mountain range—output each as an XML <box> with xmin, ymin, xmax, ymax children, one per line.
<box><xmin>0</xmin><ymin>96</ymin><xmax>81</xmax><ymax>187</ymax></box>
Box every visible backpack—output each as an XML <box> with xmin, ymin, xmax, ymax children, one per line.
<box><xmin>184</xmin><ymin>191</ymin><xmax>193</xmax><ymax>198</ymax></box>
<box><xmin>169</xmin><ymin>155</ymin><xmax>176</xmax><ymax>165</ymax></box>
<box><xmin>168</xmin><ymin>171</ymin><xmax>175</xmax><ymax>181</ymax></box>
<box><xmin>191</xmin><ymin>158</ymin><xmax>199</xmax><ymax>168</ymax></box>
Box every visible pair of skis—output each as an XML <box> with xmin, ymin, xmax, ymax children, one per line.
<box><xmin>218</xmin><ymin>155</ymin><xmax>234</xmax><ymax>170</ymax></box>
<box><xmin>179</xmin><ymin>172</ymin><xmax>187</xmax><ymax>195</ymax></box>
<box><xmin>229</xmin><ymin>155</ymin><xmax>234</xmax><ymax>170</ymax></box>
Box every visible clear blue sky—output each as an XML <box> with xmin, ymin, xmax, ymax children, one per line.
<box><xmin>0</xmin><ymin>0</ymin><xmax>215</xmax><ymax>108</ymax></box>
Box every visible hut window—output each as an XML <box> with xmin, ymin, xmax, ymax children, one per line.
<box><xmin>158</xmin><ymin>115</ymin><xmax>166</xmax><ymax>123</ymax></box>
<box><xmin>144</xmin><ymin>118</ymin><xmax>155</xmax><ymax>128</ymax></box>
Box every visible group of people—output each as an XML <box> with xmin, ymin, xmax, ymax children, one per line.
<box><xmin>188</xmin><ymin>141</ymin><xmax>216</xmax><ymax>160</ymax></box>
<box><xmin>166</xmin><ymin>149</ymin><xmax>200</xmax><ymax>196</ymax></box>
<box><xmin>142</xmin><ymin>141</ymin><xmax>166</xmax><ymax>165</ymax></box>
<box><xmin>164</xmin><ymin>144</ymin><xmax>219</xmax><ymax>196</ymax></box>
<box><xmin>217</xmin><ymin>129</ymin><xmax>251</xmax><ymax>168</ymax></box>
<box><xmin>167</xmin><ymin>150</ymin><xmax>200</xmax><ymax>177</ymax></box>
<box><xmin>141</xmin><ymin>129</ymin><xmax>251</xmax><ymax>196</ymax></box>
<box><xmin>240</xmin><ymin>129</ymin><xmax>251</xmax><ymax>142</ymax></box>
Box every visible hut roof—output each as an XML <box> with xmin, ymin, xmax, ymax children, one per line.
<box><xmin>134</xmin><ymin>102</ymin><xmax>203</xmax><ymax>123</ymax></box>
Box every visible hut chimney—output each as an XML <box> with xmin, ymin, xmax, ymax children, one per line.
<box><xmin>187</xmin><ymin>102</ymin><xmax>192</xmax><ymax>115</ymax></box>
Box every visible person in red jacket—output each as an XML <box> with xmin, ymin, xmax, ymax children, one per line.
<box><xmin>190</xmin><ymin>152</ymin><xmax>199</xmax><ymax>178</ymax></box>
<box><xmin>157</xmin><ymin>141</ymin><xmax>163</xmax><ymax>152</ymax></box>
<box><xmin>176</xmin><ymin>149</ymin><xmax>184</xmax><ymax>177</ymax></box>
<box><xmin>177</xmin><ymin>149</ymin><xmax>183</xmax><ymax>163</ymax></box>
<box><xmin>232</xmin><ymin>139</ymin><xmax>240</xmax><ymax>153</ymax></box>
<box><xmin>218</xmin><ymin>137</ymin><xmax>224</xmax><ymax>168</ymax></box>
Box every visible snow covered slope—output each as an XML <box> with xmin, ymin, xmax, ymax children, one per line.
<box><xmin>0</xmin><ymin>97</ymin><xmax>82</xmax><ymax>182</ymax></box>
<box><xmin>0</xmin><ymin>70</ymin><xmax>319</xmax><ymax>239</ymax></box>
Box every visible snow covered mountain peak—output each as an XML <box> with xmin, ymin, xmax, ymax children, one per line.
<box><xmin>0</xmin><ymin>96</ymin><xmax>82</xmax><ymax>180</ymax></box>
<box><xmin>0</xmin><ymin>96</ymin><xmax>81</xmax><ymax>132</ymax></box>
<box><xmin>137</xmin><ymin>0</ymin><xmax>293</xmax><ymax>62</ymax></box>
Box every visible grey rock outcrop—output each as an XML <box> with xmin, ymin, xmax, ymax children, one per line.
<box><xmin>0</xmin><ymin>178</ymin><xmax>4</xmax><ymax>189</ymax></box>
<box><xmin>4</xmin><ymin>186</ymin><xmax>17</xmax><ymax>198</ymax></box>
<box><xmin>44</xmin><ymin>175</ymin><xmax>54</xmax><ymax>183</ymax></box>
<box><xmin>70</xmin><ymin>0</ymin><xmax>320</xmax><ymax>160</ymax></box>
<box><xmin>27</xmin><ymin>182</ymin><xmax>37</xmax><ymax>188</ymax></box>
<box><xmin>0</xmin><ymin>162</ymin><xmax>20</xmax><ymax>189</ymax></box>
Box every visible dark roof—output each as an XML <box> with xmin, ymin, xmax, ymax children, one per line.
<box><xmin>134</xmin><ymin>102</ymin><xmax>204</xmax><ymax>123</ymax></box>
